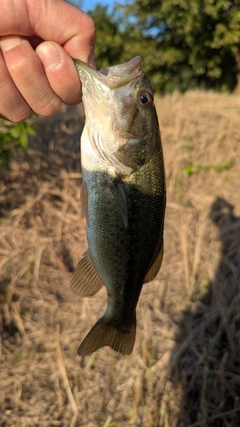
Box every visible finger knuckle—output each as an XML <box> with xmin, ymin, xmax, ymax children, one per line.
<box><xmin>11</xmin><ymin>105</ymin><xmax>31</xmax><ymax>123</ymax></box>
<box><xmin>8</xmin><ymin>55</ymin><xmax>28</xmax><ymax>76</ymax></box>
<box><xmin>35</xmin><ymin>95</ymin><xmax>62</xmax><ymax>117</ymax></box>
<box><xmin>78</xmin><ymin>14</ymin><xmax>96</xmax><ymax>42</ymax></box>
<box><xmin>85</xmin><ymin>15</ymin><xmax>96</xmax><ymax>36</ymax></box>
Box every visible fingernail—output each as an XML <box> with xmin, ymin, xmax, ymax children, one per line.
<box><xmin>0</xmin><ymin>36</ymin><xmax>23</xmax><ymax>52</ymax></box>
<box><xmin>88</xmin><ymin>55</ymin><xmax>96</xmax><ymax>69</ymax></box>
<box><xmin>37</xmin><ymin>42</ymin><xmax>63</xmax><ymax>71</ymax></box>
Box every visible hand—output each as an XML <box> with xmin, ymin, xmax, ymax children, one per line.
<box><xmin>0</xmin><ymin>0</ymin><xmax>95</xmax><ymax>122</ymax></box>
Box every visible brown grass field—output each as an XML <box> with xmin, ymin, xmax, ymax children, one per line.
<box><xmin>0</xmin><ymin>91</ymin><xmax>240</xmax><ymax>427</ymax></box>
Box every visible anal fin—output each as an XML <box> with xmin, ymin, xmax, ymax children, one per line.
<box><xmin>70</xmin><ymin>249</ymin><xmax>103</xmax><ymax>296</ymax></box>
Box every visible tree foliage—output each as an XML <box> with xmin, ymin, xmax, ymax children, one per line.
<box><xmin>88</xmin><ymin>5</ymin><xmax>127</xmax><ymax>69</ymax></box>
<box><xmin>90</xmin><ymin>0</ymin><xmax>240</xmax><ymax>93</ymax></box>
<box><xmin>125</xmin><ymin>0</ymin><xmax>240</xmax><ymax>93</ymax></box>
<box><xmin>0</xmin><ymin>120</ymin><xmax>36</xmax><ymax>169</ymax></box>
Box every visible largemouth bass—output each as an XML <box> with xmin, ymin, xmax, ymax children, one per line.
<box><xmin>72</xmin><ymin>56</ymin><xmax>166</xmax><ymax>356</ymax></box>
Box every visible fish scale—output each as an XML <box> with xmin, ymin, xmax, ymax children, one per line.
<box><xmin>71</xmin><ymin>56</ymin><xmax>166</xmax><ymax>356</ymax></box>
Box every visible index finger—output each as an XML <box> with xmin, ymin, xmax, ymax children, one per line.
<box><xmin>1</xmin><ymin>0</ymin><xmax>95</xmax><ymax>62</ymax></box>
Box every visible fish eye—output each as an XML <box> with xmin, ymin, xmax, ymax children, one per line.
<box><xmin>138</xmin><ymin>92</ymin><xmax>153</xmax><ymax>107</ymax></box>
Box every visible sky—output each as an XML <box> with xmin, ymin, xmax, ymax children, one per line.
<box><xmin>81</xmin><ymin>0</ymin><xmax>126</xmax><ymax>13</ymax></box>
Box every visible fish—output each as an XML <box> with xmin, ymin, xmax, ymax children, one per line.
<box><xmin>71</xmin><ymin>56</ymin><xmax>166</xmax><ymax>356</ymax></box>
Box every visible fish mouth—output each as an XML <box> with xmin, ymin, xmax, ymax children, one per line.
<box><xmin>75</xmin><ymin>57</ymin><xmax>145</xmax><ymax>175</ymax></box>
<box><xmin>74</xmin><ymin>56</ymin><xmax>142</xmax><ymax>89</ymax></box>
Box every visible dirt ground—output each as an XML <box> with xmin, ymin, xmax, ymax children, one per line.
<box><xmin>0</xmin><ymin>91</ymin><xmax>240</xmax><ymax>427</ymax></box>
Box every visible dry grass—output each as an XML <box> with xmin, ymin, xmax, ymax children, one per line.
<box><xmin>0</xmin><ymin>91</ymin><xmax>240</xmax><ymax>427</ymax></box>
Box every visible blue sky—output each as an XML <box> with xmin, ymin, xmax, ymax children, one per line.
<box><xmin>83</xmin><ymin>0</ymin><xmax>111</xmax><ymax>12</ymax></box>
<box><xmin>79</xmin><ymin>0</ymin><xmax>126</xmax><ymax>13</ymax></box>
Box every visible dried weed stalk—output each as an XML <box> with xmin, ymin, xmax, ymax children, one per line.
<box><xmin>0</xmin><ymin>94</ymin><xmax>240</xmax><ymax>426</ymax></box>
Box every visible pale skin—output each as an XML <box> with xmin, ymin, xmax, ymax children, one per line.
<box><xmin>0</xmin><ymin>0</ymin><xmax>96</xmax><ymax>122</ymax></box>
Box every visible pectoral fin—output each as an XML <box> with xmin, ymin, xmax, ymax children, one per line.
<box><xmin>80</xmin><ymin>181</ymin><xmax>88</xmax><ymax>222</ymax></box>
<box><xmin>70</xmin><ymin>249</ymin><xmax>103</xmax><ymax>296</ymax></box>
<box><xmin>144</xmin><ymin>243</ymin><xmax>164</xmax><ymax>283</ymax></box>
<box><xmin>106</xmin><ymin>181</ymin><xmax>128</xmax><ymax>228</ymax></box>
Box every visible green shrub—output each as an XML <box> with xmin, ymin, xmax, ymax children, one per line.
<box><xmin>0</xmin><ymin>120</ymin><xmax>36</xmax><ymax>169</ymax></box>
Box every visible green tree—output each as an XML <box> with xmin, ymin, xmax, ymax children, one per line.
<box><xmin>88</xmin><ymin>4</ymin><xmax>126</xmax><ymax>69</ymax></box>
<box><xmin>88</xmin><ymin>4</ymin><xmax>155</xmax><ymax>74</ymax></box>
<box><xmin>122</xmin><ymin>0</ymin><xmax>240</xmax><ymax>93</ymax></box>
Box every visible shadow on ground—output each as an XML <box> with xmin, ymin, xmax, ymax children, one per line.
<box><xmin>170</xmin><ymin>197</ymin><xmax>240</xmax><ymax>427</ymax></box>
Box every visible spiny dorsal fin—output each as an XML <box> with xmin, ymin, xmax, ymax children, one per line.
<box><xmin>144</xmin><ymin>243</ymin><xmax>164</xmax><ymax>283</ymax></box>
<box><xmin>78</xmin><ymin>315</ymin><xmax>136</xmax><ymax>356</ymax></box>
<box><xmin>70</xmin><ymin>249</ymin><xmax>103</xmax><ymax>296</ymax></box>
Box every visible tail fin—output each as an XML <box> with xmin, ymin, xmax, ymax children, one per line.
<box><xmin>78</xmin><ymin>316</ymin><xmax>136</xmax><ymax>356</ymax></box>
